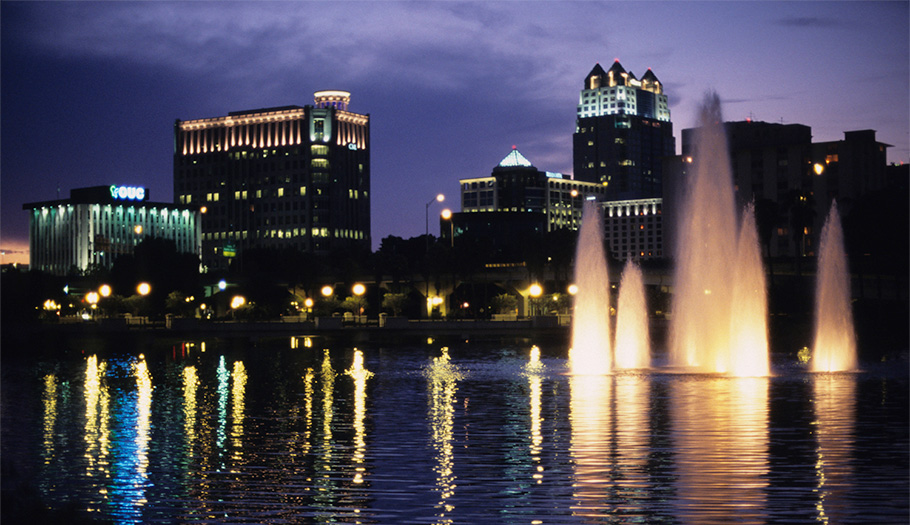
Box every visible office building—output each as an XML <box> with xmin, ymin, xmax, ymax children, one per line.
<box><xmin>23</xmin><ymin>185</ymin><xmax>200</xmax><ymax>275</ymax></box>
<box><xmin>573</xmin><ymin>60</ymin><xmax>675</xmax><ymax>199</ymax></box>
<box><xmin>602</xmin><ymin>198</ymin><xmax>664</xmax><ymax>261</ymax></box>
<box><xmin>667</xmin><ymin>120</ymin><xmax>891</xmax><ymax>258</ymax></box>
<box><xmin>174</xmin><ymin>90</ymin><xmax>370</xmax><ymax>270</ymax></box>
<box><xmin>447</xmin><ymin>147</ymin><xmax>606</xmax><ymax>261</ymax></box>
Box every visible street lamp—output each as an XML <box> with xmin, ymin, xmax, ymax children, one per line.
<box><xmin>352</xmin><ymin>283</ymin><xmax>366</xmax><ymax>296</ymax></box>
<box><xmin>440</xmin><ymin>208</ymin><xmax>453</xmax><ymax>247</ymax></box>
<box><xmin>321</xmin><ymin>285</ymin><xmax>334</xmax><ymax>297</ymax></box>
<box><xmin>426</xmin><ymin>193</ymin><xmax>445</xmax><ymax>239</ymax></box>
<box><xmin>424</xmin><ymin>193</ymin><xmax>444</xmax><ymax>318</ymax></box>
<box><xmin>99</xmin><ymin>284</ymin><xmax>112</xmax><ymax>298</ymax></box>
<box><xmin>529</xmin><ymin>283</ymin><xmax>543</xmax><ymax>317</ymax></box>
<box><xmin>137</xmin><ymin>282</ymin><xmax>151</xmax><ymax>296</ymax></box>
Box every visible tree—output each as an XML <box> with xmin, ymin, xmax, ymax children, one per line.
<box><xmin>491</xmin><ymin>293</ymin><xmax>518</xmax><ymax>315</ymax></box>
<box><xmin>381</xmin><ymin>292</ymin><xmax>408</xmax><ymax>317</ymax></box>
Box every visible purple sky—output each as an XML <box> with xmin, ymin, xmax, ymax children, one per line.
<box><xmin>2</xmin><ymin>1</ymin><xmax>907</xmax><ymax>263</ymax></box>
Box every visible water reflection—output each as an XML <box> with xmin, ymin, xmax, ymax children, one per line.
<box><xmin>526</xmin><ymin>346</ymin><xmax>545</xmax><ymax>485</ymax></box>
<box><xmin>345</xmin><ymin>349</ymin><xmax>373</xmax><ymax>485</ymax></box>
<box><xmin>216</xmin><ymin>356</ymin><xmax>229</xmax><ymax>460</ymax></box>
<box><xmin>569</xmin><ymin>374</ymin><xmax>611</xmax><ymax>519</ymax></box>
<box><xmin>42</xmin><ymin>374</ymin><xmax>57</xmax><ymax>465</ymax></box>
<box><xmin>614</xmin><ymin>374</ymin><xmax>651</xmax><ymax>516</ymax></box>
<box><xmin>231</xmin><ymin>361</ymin><xmax>247</xmax><ymax>461</ymax></box>
<box><xmin>671</xmin><ymin>376</ymin><xmax>769</xmax><ymax>524</ymax></box>
<box><xmin>813</xmin><ymin>374</ymin><xmax>856</xmax><ymax>523</ymax></box>
<box><xmin>108</xmin><ymin>356</ymin><xmax>153</xmax><ymax>521</ymax></box>
<box><xmin>426</xmin><ymin>347</ymin><xmax>462</xmax><ymax>524</ymax></box>
<box><xmin>183</xmin><ymin>366</ymin><xmax>198</xmax><ymax>449</ymax></box>
<box><xmin>83</xmin><ymin>354</ymin><xmax>111</xmax><ymax>508</ymax></box>
<box><xmin>315</xmin><ymin>349</ymin><xmax>337</xmax><ymax>505</ymax></box>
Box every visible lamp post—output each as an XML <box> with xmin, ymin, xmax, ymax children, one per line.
<box><xmin>425</xmin><ymin>193</ymin><xmax>444</xmax><ymax>318</ymax></box>
<box><xmin>426</xmin><ymin>193</ymin><xmax>445</xmax><ymax>241</ymax></box>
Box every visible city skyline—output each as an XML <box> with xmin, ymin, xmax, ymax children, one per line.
<box><xmin>2</xmin><ymin>1</ymin><xmax>907</xmax><ymax>265</ymax></box>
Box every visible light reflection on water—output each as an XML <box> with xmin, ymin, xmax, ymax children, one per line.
<box><xmin>5</xmin><ymin>341</ymin><xmax>908</xmax><ymax>523</ymax></box>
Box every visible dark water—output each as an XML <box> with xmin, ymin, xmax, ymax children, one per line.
<box><xmin>2</xmin><ymin>336</ymin><xmax>908</xmax><ymax>524</ymax></box>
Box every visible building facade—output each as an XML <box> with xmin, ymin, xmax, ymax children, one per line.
<box><xmin>573</xmin><ymin>61</ymin><xmax>675</xmax><ymax>200</ymax></box>
<box><xmin>448</xmin><ymin>148</ymin><xmax>606</xmax><ymax>261</ymax></box>
<box><xmin>23</xmin><ymin>185</ymin><xmax>201</xmax><ymax>275</ymax></box>
<box><xmin>174</xmin><ymin>90</ymin><xmax>370</xmax><ymax>270</ymax></box>
<box><xmin>601</xmin><ymin>198</ymin><xmax>664</xmax><ymax>261</ymax></box>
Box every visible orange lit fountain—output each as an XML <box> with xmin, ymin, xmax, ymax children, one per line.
<box><xmin>668</xmin><ymin>94</ymin><xmax>770</xmax><ymax>376</ymax></box>
<box><xmin>570</xmin><ymin>200</ymin><xmax>612</xmax><ymax>375</ymax></box>
<box><xmin>812</xmin><ymin>202</ymin><xmax>858</xmax><ymax>372</ymax></box>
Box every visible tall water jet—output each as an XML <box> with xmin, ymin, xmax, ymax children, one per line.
<box><xmin>669</xmin><ymin>94</ymin><xmax>739</xmax><ymax>372</ymax></box>
<box><xmin>570</xmin><ymin>200</ymin><xmax>612</xmax><ymax>375</ymax></box>
<box><xmin>614</xmin><ymin>259</ymin><xmax>651</xmax><ymax>369</ymax></box>
<box><xmin>812</xmin><ymin>202</ymin><xmax>857</xmax><ymax>372</ymax></box>
<box><xmin>729</xmin><ymin>203</ymin><xmax>770</xmax><ymax>377</ymax></box>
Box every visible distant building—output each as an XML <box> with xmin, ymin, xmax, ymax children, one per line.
<box><xmin>447</xmin><ymin>147</ymin><xmax>606</xmax><ymax>261</ymax></box>
<box><xmin>601</xmin><ymin>198</ymin><xmax>664</xmax><ymax>260</ymax></box>
<box><xmin>23</xmin><ymin>185</ymin><xmax>200</xmax><ymax>275</ymax></box>
<box><xmin>573</xmin><ymin>60</ymin><xmax>676</xmax><ymax>200</ymax></box>
<box><xmin>666</xmin><ymin>120</ymin><xmax>891</xmax><ymax>258</ymax></box>
<box><xmin>174</xmin><ymin>90</ymin><xmax>370</xmax><ymax>270</ymax></box>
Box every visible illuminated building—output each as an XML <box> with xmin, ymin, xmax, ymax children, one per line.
<box><xmin>23</xmin><ymin>185</ymin><xmax>201</xmax><ymax>275</ymax></box>
<box><xmin>573</xmin><ymin>61</ymin><xmax>675</xmax><ymax>200</ymax></box>
<box><xmin>446</xmin><ymin>147</ymin><xmax>605</xmax><ymax>261</ymax></box>
<box><xmin>174</xmin><ymin>90</ymin><xmax>370</xmax><ymax>270</ymax></box>
<box><xmin>601</xmin><ymin>198</ymin><xmax>663</xmax><ymax>261</ymax></box>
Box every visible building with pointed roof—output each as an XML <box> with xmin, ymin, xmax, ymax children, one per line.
<box><xmin>445</xmin><ymin>147</ymin><xmax>606</xmax><ymax>262</ymax></box>
<box><xmin>574</xmin><ymin>60</ymin><xmax>675</xmax><ymax>199</ymax></box>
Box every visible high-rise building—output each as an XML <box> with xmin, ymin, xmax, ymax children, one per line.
<box><xmin>174</xmin><ymin>90</ymin><xmax>370</xmax><ymax>270</ymax></box>
<box><xmin>573</xmin><ymin>60</ymin><xmax>675</xmax><ymax>199</ymax></box>
<box><xmin>23</xmin><ymin>185</ymin><xmax>200</xmax><ymax>275</ymax></box>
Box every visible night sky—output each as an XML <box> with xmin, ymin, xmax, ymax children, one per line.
<box><xmin>2</xmin><ymin>1</ymin><xmax>907</xmax><ymax>264</ymax></box>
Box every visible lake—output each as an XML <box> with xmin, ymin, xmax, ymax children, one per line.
<box><xmin>2</xmin><ymin>335</ymin><xmax>907</xmax><ymax>523</ymax></box>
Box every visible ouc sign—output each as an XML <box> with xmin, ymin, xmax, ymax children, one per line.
<box><xmin>110</xmin><ymin>185</ymin><xmax>147</xmax><ymax>201</ymax></box>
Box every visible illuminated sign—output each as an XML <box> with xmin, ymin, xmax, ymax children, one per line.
<box><xmin>110</xmin><ymin>185</ymin><xmax>147</xmax><ymax>201</ymax></box>
<box><xmin>347</xmin><ymin>143</ymin><xmax>358</xmax><ymax>151</ymax></box>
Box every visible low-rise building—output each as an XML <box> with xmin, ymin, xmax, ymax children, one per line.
<box><xmin>23</xmin><ymin>185</ymin><xmax>201</xmax><ymax>275</ymax></box>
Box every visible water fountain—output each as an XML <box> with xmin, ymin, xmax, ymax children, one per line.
<box><xmin>668</xmin><ymin>94</ymin><xmax>740</xmax><ymax>373</ymax></box>
<box><xmin>729</xmin><ymin>203</ymin><xmax>770</xmax><ymax>377</ymax></box>
<box><xmin>570</xmin><ymin>200</ymin><xmax>612</xmax><ymax>375</ymax></box>
<box><xmin>812</xmin><ymin>202</ymin><xmax>858</xmax><ymax>372</ymax></box>
<box><xmin>614</xmin><ymin>259</ymin><xmax>651</xmax><ymax>369</ymax></box>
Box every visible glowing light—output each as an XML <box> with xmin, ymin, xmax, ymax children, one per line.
<box><xmin>134</xmin><ymin>225</ymin><xmax>143</xmax><ymax>235</ymax></box>
<box><xmin>109</xmin><ymin>185</ymin><xmax>146</xmax><ymax>201</ymax></box>
<box><xmin>84</xmin><ymin>291</ymin><xmax>100</xmax><ymax>305</ymax></box>
<box><xmin>814</xmin><ymin>163</ymin><xmax>825</xmax><ymax>176</ymax></box>
<box><xmin>218</xmin><ymin>279</ymin><xmax>227</xmax><ymax>291</ymax></box>
<box><xmin>567</xmin><ymin>284</ymin><xmax>578</xmax><ymax>295</ymax></box>
<box><xmin>352</xmin><ymin>283</ymin><xmax>366</xmax><ymax>296</ymax></box>
<box><xmin>435</xmin><ymin>193</ymin><xmax>445</xmax><ymax>203</ymax></box>
<box><xmin>304</xmin><ymin>298</ymin><xmax>314</xmax><ymax>308</ymax></box>
<box><xmin>440</xmin><ymin>208</ymin><xmax>452</xmax><ymax>220</ymax></box>
<box><xmin>321</xmin><ymin>285</ymin><xmax>334</xmax><ymax>297</ymax></box>
<box><xmin>529</xmin><ymin>283</ymin><xmax>543</xmax><ymax>298</ymax></box>
<box><xmin>230</xmin><ymin>295</ymin><xmax>246</xmax><ymax>309</ymax></box>
<box><xmin>136</xmin><ymin>282</ymin><xmax>151</xmax><ymax>296</ymax></box>
<box><xmin>99</xmin><ymin>284</ymin><xmax>112</xmax><ymax>298</ymax></box>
